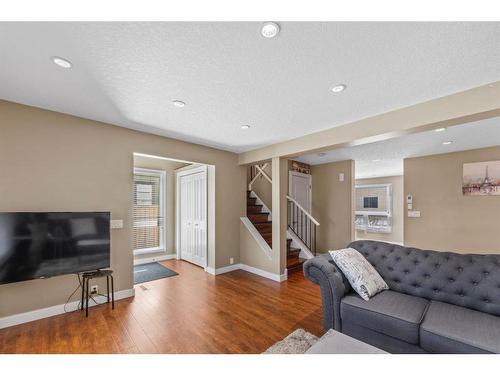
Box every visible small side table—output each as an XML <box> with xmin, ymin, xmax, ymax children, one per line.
<box><xmin>80</xmin><ymin>269</ymin><xmax>114</xmax><ymax>317</ymax></box>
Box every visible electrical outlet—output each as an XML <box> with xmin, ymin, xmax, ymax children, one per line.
<box><xmin>229</xmin><ymin>257</ymin><xmax>234</xmax><ymax>265</ymax></box>
<box><xmin>90</xmin><ymin>285</ymin><xmax>98</xmax><ymax>294</ymax></box>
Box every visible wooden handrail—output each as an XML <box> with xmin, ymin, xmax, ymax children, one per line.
<box><xmin>286</xmin><ymin>195</ymin><xmax>320</xmax><ymax>226</ymax></box>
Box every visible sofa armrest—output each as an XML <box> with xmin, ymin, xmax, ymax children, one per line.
<box><xmin>303</xmin><ymin>253</ymin><xmax>350</xmax><ymax>332</ymax></box>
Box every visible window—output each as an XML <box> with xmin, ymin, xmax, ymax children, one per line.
<box><xmin>133</xmin><ymin>168</ymin><xmax>165</xmax><ymax>254</ymax></box>
<box><xmin>363</xmin><ymin>196</ymin><xmax>378</xmax><ymax>209</ymax></box>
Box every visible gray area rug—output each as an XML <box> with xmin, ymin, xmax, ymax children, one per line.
<box><xmin>134</xmin><ymin>262</ymin><xmax>178</xmax><ymax>284</ymax></box>
<box><xmin>264</xmin><ymin>329</ymin><xmax>319</xmax><ymax>354</ymax></box>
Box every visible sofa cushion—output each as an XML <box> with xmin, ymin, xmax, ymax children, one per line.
<box><xmin>341</xmin><ymin>290</ymin><xmax>429</xmax><ymax>344</ymax></box>
<box><xmin>329</xmin><ymin>248</ymin><xmax>388</xmax><ymax>300</ymax></box>
<box><xmin>420</xmin><ymin>301</ymin><xmax>500</xmax><ymax>353</ymax></box>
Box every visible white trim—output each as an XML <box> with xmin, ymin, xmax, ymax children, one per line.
<box><xmin>213</xmin><ymin>264</ymin><xmax>241</xmax><ymax>275</ymax></box>
<box><xmin>133</xmin><ymin>167</ymin><xmax>166</xmax><ymax>256</ymax></box>
<box><xmin>254</xmin><ymin>164</ymin><xmax>272</xmax><ymax>185</ymax></box>
<box><xmin>286</xmin><ymin>195</ymin><xmax>320</xmax><ymax>226</ymax></box>
<box><xmin>207</xmin><ymin>263</ymin><xmax>287</xmax><ymax>282</ymax></box>
<box><xmin>249</xmin><ymin>190</ymin><xmax>271</xmax><ymax>214</ymax></box>
<box><xmin>133</xmin><ymin>152</ymin><xmax>198</xmax><ymax>166</ymax></box>
<box><xmin>133</xmin><ymin>246</ymin><xmax>165</xmax><ymax>255</ymax></box>
<box><xmin>175</xmin><ymin>163</ymin><xmax>204</xmax><ymax>173</ymax></box>
<box><xmin>240</xmin><ymin>217</ymin><xmax>272</xmax><ymax>260</ymax></box>
<box><xmin>205</xmin><ymin>266</ymin><xmax>216</xmax><ymax>275</ymax></box>
<box><xmin>0</xmin><ymin>288</ymin><xmax>135</xmax><ymax>329</ymax></box>
<box><xmin>133</xmin><ymin>253</ymin><xmax>176</xmax><ymax>265</ymax></box>
<box><xmin>248</xmin><ymin>163</ymin><xmax>270</xmax><ymax>191</ymax></box>
<box><xmin>239</xmin><ymin>264</ymin><xmax>287</xmax><ymax>282</ymax></box>
<box><xmin>176</xmin><ymin>164</ymin><xmax>208</xmax><ymax>268</ymax></box>
<box><xmin>287</xmin><ymin>229</ymin><xmax>315</xmax><ymax>260</ymax></box>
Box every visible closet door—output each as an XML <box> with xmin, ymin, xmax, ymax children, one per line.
<box><xmin>178</xmin><ymin>167</ymin><xmax>207</xmax><ymax>268</ymax></box>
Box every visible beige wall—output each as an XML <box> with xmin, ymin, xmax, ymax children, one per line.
<box><xmin>133</xmin><ymin>155</ymin><xmax>189</xmax><ymax>261</ymax></box>
<box><xmin>0</xmin><ymin>100</ymin><xmax>246</xmax><ymax>317</ymax></box>
<box><xmin>239</xmin><ymin>221</ymin><xmax>274</xmax><ymax>274</ymax></box>
<box><xmin>404</xmin><ymin>146</ymin><xmax>500</xmax><ymax>254</ymax></box>
<box><xmin>355</xmin><ymin>175</ymin><xmax>404</xmax><ymax>244</ymax></box>
<box><xmin>311</xmin><ymin>160</ymin><xmax>354</xmax><ymax>252</ymax></box>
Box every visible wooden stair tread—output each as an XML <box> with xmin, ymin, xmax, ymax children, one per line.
<box><xmin>248</xmin><ymin>213</ymin><xmax>269</xmax><ymax>223</ymax></box>
<box><xmin>287</xmin><ymin>248</ymin><xmax>300</xmax><ymax>256</ymax></box>
<box><xmin>287</xmin><ymin>257</ymin><xmax>305</xmax><ymax>268</ymax></box>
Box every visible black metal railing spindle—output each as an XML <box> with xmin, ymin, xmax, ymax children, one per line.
<box><xmin>286</xmin><ymin>198</ymin><xmax>318</xmax><ymax>257</ymax></box>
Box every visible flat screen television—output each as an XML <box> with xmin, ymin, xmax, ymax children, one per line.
<box><xmin>0</xmin><ymin>212</ymin><xmax>110</xmax><ymax>285</ymax></box>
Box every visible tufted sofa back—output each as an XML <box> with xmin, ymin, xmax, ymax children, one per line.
<box><xmin>348</xmin><ymin>240</ymin><xmax>500</xmax><ymax>317</ymax></box>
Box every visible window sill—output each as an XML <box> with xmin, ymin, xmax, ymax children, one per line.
<box><xmin>133</xmin><ymin>247</ymin><xmax>165</xmax><ymax>256</ymax></box>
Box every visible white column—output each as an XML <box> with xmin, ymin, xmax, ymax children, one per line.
<box><xmin>272</xmin><ymin>157</ymin><xmax>288</xmax><ymax>280</ymax></box>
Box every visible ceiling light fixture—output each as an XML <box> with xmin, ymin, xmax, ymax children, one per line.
<box><xmin>261</xmin><ymin>22</ymin><xmax>280</xmax><ymax>38</ymax></box>
<box><xmin>442</xmin><ymin>141</ymin><xmax>453</xmax><ymax>145</ymax></box>
<box><xmin>241</xmin><ymin>125</ymin><xmax>250</xmax><ymax>130</ymax></box>
<box><xmin>172</xmin><ymin>100</ymin><xmax>186</xmax><ymax>108</ymax></box>
<box><xmin>51</xmin><ymin>56</ymin><xmax>72</xmax><ymax>69</ymax></box>
<box><xmin>331</xmin><ymin>84</ymin><xmax>346</xmax><ymax>93</ymax></box>
<box><xmin>435</xmin><ymin>127</ymin><xmax>446</xmax><ymax>132</ymax></box>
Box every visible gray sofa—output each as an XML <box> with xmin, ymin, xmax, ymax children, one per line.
<box><xmin>303</xmin><ymin>240</ymin><xmax>500</xmax><ymax>354</ymax></box>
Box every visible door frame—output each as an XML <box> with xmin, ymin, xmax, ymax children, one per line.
<box><xmin>175</xmin><ymin>164</ymin><xmax>208</xmax><ymax>268</ymax></box>
<box><xmin>288</xmin><ymin>171</ymin><xmax>312</xmax><ymax>213</ymax></box>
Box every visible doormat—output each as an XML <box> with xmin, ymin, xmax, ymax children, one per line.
<box><xmin>133</xmin><ymin>262</ymin><xmax>178</xmax><ymax>284</ymax></box>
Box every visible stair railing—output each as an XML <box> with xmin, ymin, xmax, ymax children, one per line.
<box><xmin>248</xmin><ymin>163</ymin><xmax>272</xmax><ymax>191</ymax></box>
<box><xmin>286</xmin><ymin>195</ymin><xmax>320</xmax><ymax>256</ymax></box>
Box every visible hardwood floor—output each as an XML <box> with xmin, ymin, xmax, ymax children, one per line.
<box><xmin>0</xmin><ymin>260</ymin><xmax>323</xmax><ymax>354</ymax></box>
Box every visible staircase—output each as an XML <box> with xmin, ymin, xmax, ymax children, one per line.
<box><xmin>247</xmin><ymin>191</ymin><xmax>304</xmax><ymax>270</ymax></box>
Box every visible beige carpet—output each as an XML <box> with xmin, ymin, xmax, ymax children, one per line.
<box><xmin>264</xmin><ymin>329</ymin><xmax>318</xmax><ymax>354</ymax></box>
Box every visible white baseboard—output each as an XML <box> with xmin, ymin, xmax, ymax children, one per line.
<box><xmin>205</xmin><ymin>266</ymin><xmax>216</xmax><ymax>275</ymax></box>
<box><xmin>0</xmin><ymin>288</ymin><xmax>135</xmax><ymax>330</ymax></box>
<box><xmin>206</xmin><ymin>263</ymin><xmax>286</xmax><ymax>282</ymax></box>
<box><xmin>239</xmin><ymin>264</ymin><xmax>287</xmax><ymax>282</ymax></box>
<box><xmin>214</xmin><ymin>263</ymin><xmax>241</xmax><ymax>275</ymax></box>
<box><xmin>134</xmin><ymin>253</ymin><xmax>176</xmax><ymax>265</ymax></box>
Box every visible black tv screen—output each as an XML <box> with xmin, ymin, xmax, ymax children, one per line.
<box><xmin>0</xmin><ymin>212</ymin><xmax>110</xmax><ymax>285</ymax></box>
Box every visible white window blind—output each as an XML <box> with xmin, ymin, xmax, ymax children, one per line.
<box><xmin>133</xmin><ymin>171</ymin><xmax>164</xmax><ymax>251</ymax></box>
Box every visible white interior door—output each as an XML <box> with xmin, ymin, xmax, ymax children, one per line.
<box><xmin>177</xmin><ymin>166</ymin><xmax>207</xmax><ymax>268</ymax></box>
<box><xmin>289</xmin><ymin>171</ymin><xmax>312</xmax><ymax>242</ymax></box>
<box><xmin>289</xmin><ymin>171</ymin><xmax>312</xmax><ymax>213</ymax></box>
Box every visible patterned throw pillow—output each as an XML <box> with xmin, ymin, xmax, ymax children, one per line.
<box><xmin>329</xmin><ymin>248</ymin><xmax>388</xmax><ymax>301</ymax></box>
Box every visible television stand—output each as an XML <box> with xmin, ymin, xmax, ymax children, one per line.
<box><xmin>80</xmin><ymin>269</ymin><xmax>114</xmax><ymax>317</ymax></box>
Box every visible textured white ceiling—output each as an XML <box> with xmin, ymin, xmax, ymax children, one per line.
<box><xmin>0</xmin><ymin>22</ymin><xmax>499</xmax><ymax>152</ymax></box>
<box><xmin>295</xmin><ymin>117</ymin><xmax>500</xmax><ymax>179</ymax></box>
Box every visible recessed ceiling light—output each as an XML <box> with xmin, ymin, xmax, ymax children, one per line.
<box><xmin>318</xmin><ymin>152</ymin><xmax>326</xmax><ymax>157</ymax></box>
<box><xmin>435</xmin><ymin>127</ymin><xmax>446</xmax><ymax>132</ymax></box>
<box><xmin>172</xmin><ymin>100</ymin><xmax>186</xmax><ymax>108</ymax></box>
<box><xmin>261</xmin><ymin>22</ymin><xmax>280</xmax><ymax>38</ymax></box>
<box><xmin>372</xmin><ymin>159</ymin><xmax>381</xmax><ymax>162</ymax></box>
<box><xmin>331</xmin><ymin>84</ymin><xmax>346</xmax><ymax>93</ymax></box>
<box><xmin>442</xmin><ymin>141</ymin><xmax>453</xmax><ymax>145</ymax></box>
<box><xmin>51</xmin><ymin>56</ymin><xmax>72</xmax><ymax>69</ymax></box>
<box><xmin>241</xmin><ymin>125</ymin><xmax>250</xmax><ymax>130</ymax></box>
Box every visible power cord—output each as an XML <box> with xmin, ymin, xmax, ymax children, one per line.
<box><xmin>63</xmin><ymin>273</ymin><xmax>109</xmax><ymax>313</ymax></box>
<box><xmin>63</xmin><ymin>274</ymin><xmax>82</xmax><ymax>313</ymax></box>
